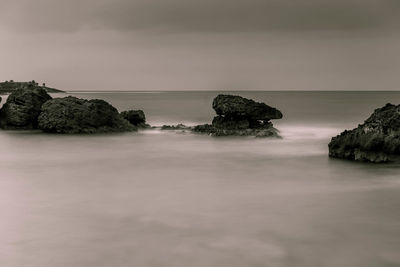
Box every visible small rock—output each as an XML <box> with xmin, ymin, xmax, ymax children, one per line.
<box><xmin>193</xmin><ymin>123</ymin><xmax>280</xmax><ymax>137</ymax></box>
<box><xmin>161</xmin><ymin>124</ymin><xmax>192</xmax><ymax>130</ymax></box>
<box><xmin>120</xmin><ymin>110</ymin><xmax>148</xmax><ymax>128</ymax></box>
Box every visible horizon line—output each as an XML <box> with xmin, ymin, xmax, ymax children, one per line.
<box><xmin>65</xmin><ymin>89</ymin><xmax>400</xmax><ymax>92</ymax></box>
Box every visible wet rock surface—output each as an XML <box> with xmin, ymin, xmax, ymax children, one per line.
<box><xmin>38</xmin><ymin>96</ymin><xmax>135</xmax><ymax>134</ymax></box>
<box><xmin>194</xmin><ymin>94</ymin><xmax>282</xmax><ymax>137</ymax></box>
<box><xmin>213</xmin><ymin>94</ymin><xmax>283</xmax><ymax>121</ymax></box>
<box><xmin>0</xmin><ymin>85</ymin><xmax>52</xmax><ymax>129</ymax></box>
<box><xmin>193</xmin><ymin>123</ymin><xmax>280</xmax><ymax>137</ymax></box>
<box><xmin>329</xmin><ymin>103</ymin><xmax>400</xmax><ymax>163</ymax></box>
<box><xmin>121</xmin><ymin>110</ymin><xmax>149</xmax><ymax>128</ymax></box>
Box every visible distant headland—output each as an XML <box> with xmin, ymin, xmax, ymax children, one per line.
<box><xmin>0</xmin><ymin>80</ymin><xmax>65</xmax><ymax>94</ymax></box>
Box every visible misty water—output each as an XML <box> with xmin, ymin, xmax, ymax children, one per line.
<box><xmin>1</xmin><ymin>91</ymin><xmax>400</xmax><ymax>267</ymax></box>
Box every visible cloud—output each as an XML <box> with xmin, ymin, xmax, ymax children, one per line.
<box><xmin>0</xmin><ymin>0</ymin><xmax>399</xmax><ymax>33</ymax></box>
<box><xmin>1</xmin><ymin>0</ymin><xmax>399</xmax><ymax>91</ymax></box>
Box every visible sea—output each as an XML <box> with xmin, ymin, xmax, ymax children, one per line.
<box><xmin>1</xmin><ymin>91</ymin><xmax>400</xmax><ymax>267</ymax></box>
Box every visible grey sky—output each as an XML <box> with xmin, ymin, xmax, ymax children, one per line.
<box><xmin>1</xmin><ymin>0</ymin><xmax>399</xmax><ymax>90</ymax></box>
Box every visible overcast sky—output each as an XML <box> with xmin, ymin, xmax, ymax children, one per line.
<box><xmin>1</xmin><ymin>0</ymin><xmax>399</xmax><ymax>90</ymax></box>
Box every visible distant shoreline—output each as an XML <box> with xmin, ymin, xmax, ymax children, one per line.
<box><xmin>65</xmin><ymin>90</ymin><xmax>400</xmax><ymax>93</ymax></box>
<box><xmin>0</xmin><ymin>81</ymin><xmax>65</xmax><ymax>94</ymax></box>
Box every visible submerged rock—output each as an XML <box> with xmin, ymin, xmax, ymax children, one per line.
<box><xmin>120</xmin><ymin>110</ymin><xmax>149</xmax><ymax>128</ymax></box>
<box><xmin>161</xmin><ymin>124</ymin><xmax>192</xmax><ymax>130</ymax></box>
<box><xmin>38</xmin><ymin>96</ymin><xmax>135</xmax><ymax>134</ymax></box>
<box><xmin>194</xmin><ymin>94</ymin><xmax>282</xmax><ymax>137</ymax></box>
<box><xmin>193</xmin><ymin>123</ymin><xmax>280</xmax><ymax>137</ymax></box>
<box><xmin>0</xmin><ymin>85</ymin><xmax>52</xmax><ymax>129</ymax></box>
<box><xmin>328</xmin><ymin>103</ymin><xmax>400</xmax><ymax>163</ymax></box>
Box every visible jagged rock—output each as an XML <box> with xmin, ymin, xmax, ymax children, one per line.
<box><xmin>38</xmin><ymin>96</ymin><xmax>135</xmax><ymax>134</ymax></box>
<box><xmin>0</xmin><ymin>85</ymin><xmax>52</xmax><ymax>129</ymax></box>
<box><xmin>213</xmin><ymin>94</ymin><xmax>282</xmax><ymax>121</ymax></box>
<box><xmin>120</xmin><ymin>110</ymin><xmax>148</xmax><ymax>128</ymax></box>
<box><xmin>193</xmin><ymin>94</ymin><xmax>282</xmax><ymax>137</ymax></box>
<box><xmin>329</xmin><ymin>103</ymin><xmax>400</xmax><ymax>163</ymax></box>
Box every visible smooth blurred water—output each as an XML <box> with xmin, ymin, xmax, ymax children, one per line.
<box><xmin>1</xmin><ymin>91</ymin><xmax>400</xmax><ymax>267</ymax></box>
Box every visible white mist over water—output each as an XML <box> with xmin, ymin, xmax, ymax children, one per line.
<box><xmin>1</xmin><ymin>91</ymin><xmax>400</xmax><ymax>267</ymax></box>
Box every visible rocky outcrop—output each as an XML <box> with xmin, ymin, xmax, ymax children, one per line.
<box><xmin>213</xmin><ymin>94</ymin><xmax>282</xmax><ymax>121</ymax></box>
<box><xmin>161</xmin><ymin>124</ymin><xmax>192</xmax><ymax>131</ymax></box>
<box><xmin>193</xmin><ymin>94</ymin><xmax>282</xmax><ymax>137</ymax></box>
<box><xmin>38</xmin><ymin>96</ymin><xmax>135</xmax><ymax>134</ymax></box>
<box><xmin>329</xmin><ymin>103</ymin><xmax>400</xmax><ymax>163</ymax></box>
<box><xmin>120</xmin><ymin>110</ymin><xmax>148</xmax><ymax>128</ymax></box>
<box><xmin>0</xmin><ymin>85</ymin><xmax>52</xmax><ymax>129</ymax></box>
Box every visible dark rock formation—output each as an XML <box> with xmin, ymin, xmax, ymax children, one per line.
<box><xmin>38</xmin><ymin>96</ymin><xmax>135</xmax><ymax>134</ymax></box>
<box><xmin>120</xmin><ymin>110</ymin><xmax>148</xmax><ymax>128</ymax></box>
<box><xmin>0</xmin><ymin>85</ymin><xmax>52</xmax><ymax>129</ymax></box>
<box><xmin>213</xmin><ymin>94</ymin><xmax>282</xmax><ymax>121</ymax></box>
<box><xmin>161</xmin><ymin>124</ymin><xmax>192</xmax><ymax>130</ymax></box>
<box><xmin>329</xmin><ymin>103</ymin><xmax>400</xmax><ymax>163</ymax></box>
<box><xmin>212</xmin><ymin>115</ymin><xmax>250</xmax><ymax>130</ymax></box>
<box><xmin>194</xmin><ymin>94</ymin><xmax>282</xmax><ymax>137</ymax></box>
<box><xmin>193</xmin><ymin>123</ymin><xmax>279</xmax><ymax>137</ymax></box>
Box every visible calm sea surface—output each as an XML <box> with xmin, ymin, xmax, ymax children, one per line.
<box><xmin>1</xmin><ymin>91</ymin><xmax>400</xmax><ymax>267</ymax></box>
